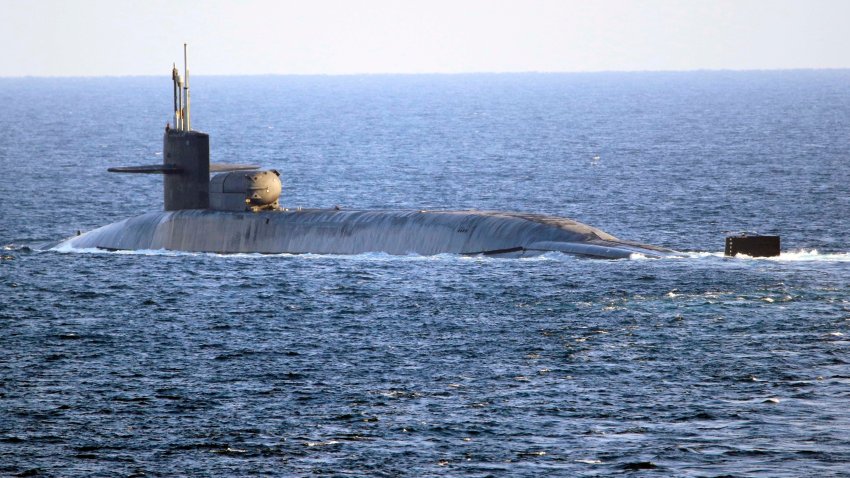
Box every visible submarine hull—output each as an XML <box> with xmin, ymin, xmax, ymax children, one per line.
<box><xmin>58</xmin><ymin>209</ymin><xmax>675</xmax><ymax>259</ymax></box>
<box><xmin>60</xmin><ymin>49</ymin><xmax>674</xmax><ymax>260</ymax></box>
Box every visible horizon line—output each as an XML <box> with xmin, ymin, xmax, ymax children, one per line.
<box><xmin>1</xmin><ymin>67</ymin><xmax>849</xmax><ymax>80</ymax></box>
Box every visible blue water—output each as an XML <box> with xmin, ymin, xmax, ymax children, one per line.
<box><xmin>2</xmin><ymin>71</ymin><xmax>850</xmax><ymax>476</ymax></box>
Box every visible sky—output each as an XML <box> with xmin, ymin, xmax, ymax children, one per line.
<box><xmin>1</xmin><ymin>0</ymin><xmax>849</xmax><ymax>77</ymax></box>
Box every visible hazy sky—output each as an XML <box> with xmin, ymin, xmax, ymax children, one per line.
<box><xmin>2</xmin><ymin>0</ymin><xmax>849</xmax><ymax>77</ymax></box>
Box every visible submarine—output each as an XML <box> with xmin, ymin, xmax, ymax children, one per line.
<box><xmin>56</xmin><ymin>45</ymin><xmax>675</xmax><ymax>259</ymax></box>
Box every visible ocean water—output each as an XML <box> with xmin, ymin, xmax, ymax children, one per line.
<box><xmin>1</xmin><ymin>71</ymin><xmax>849</xmax><ymax>476</ymax></box>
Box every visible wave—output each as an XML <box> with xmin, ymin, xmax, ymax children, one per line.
<box><xmin>43</xmin><ymin>241</ymin><xmax>850</xmax><ymax>263</ymax></box>
<box><xmin>50</xmin><ymin>242</ymin><xmax>194</xmax><ymax>257</ymax></box>
<box><xmin>679</xmin><ymin>249</ymin><xmax>850</xmax><ymax>262</ymax></box>
<box><xmin>46</xmin><ymin>242</ymin><xmax>584</xmax><ymax>262</ymax></box>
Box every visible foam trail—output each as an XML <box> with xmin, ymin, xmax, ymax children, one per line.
<box><xmin>678</xmin><ymin>249</ymin><xmax>850</xmax><ymax>262</ymax></box>
<box><xmin>51</xmin><ymin>241</ymin><xmax>195</xmax><ymax>257</ymax></box>
<box><xmin>48</xmin><ymin>241</ymin><xmax>593</xmax><ymax>265</ymax></box>
<box><xmin>748</xmin><ymin>249</ymin><xmax>850</xmax><ymax>262</ymax></box>
<box><xmin>47</xmin><ymin>237</ymin><xmax>850</xmax><ymax>265</ymax></box>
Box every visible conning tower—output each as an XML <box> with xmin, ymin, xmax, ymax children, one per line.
<box><xmin>108</xmin><ymin>44</ymin><xmax>261</xmax><ymax>211</ymax></box>
<box><xmin>163</xmin><ymin>47</ymin><xmax>210</xmax><ymax>210</ymax></box>
<box><xmin>163</xmin><ymin>130</ymin><xmax>210</xmax><ymax>210</ymax></box>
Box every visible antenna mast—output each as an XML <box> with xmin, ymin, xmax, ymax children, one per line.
<box><xmin>172</xmin><ymin>63</ymin><xmax>179</xmax><ymax>130</ymax></box>
<box><xmin>171</xmin><ymin>44</ymin><xmax>191</xmax><ymax>132</ymax></box>
<box><xmin>183</xmin><ymin>43</ymin><xmax>191</xmax><ymax>131</ymax></box>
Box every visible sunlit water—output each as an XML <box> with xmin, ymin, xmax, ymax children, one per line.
<box><xmin>1</xmin><ymin>71</ymin><xmax>849</xmax><ymax>476</ymax></box>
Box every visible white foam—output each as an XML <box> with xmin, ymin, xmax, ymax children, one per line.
<box><xmin>51</xmin><ymin>242</ymin><xmax>198</xmax><ymax>257</ymax></box>
<box><xmin>750</xmin><ymin>249</ymin><xmax>850</xmax><ymax>262</ymax></box>
<box><xmin>47</xmin><ymin>243</ymin><xmax>583</xmax><ymax>263</ymax></box>
<box><xmin>47</xmin><ymin>241</ymin><xmax>850</xmax><ymax>264</ymax></box>
<box><xmin>674</xmin><ymin>249</ymin><xmax>850</xmax><ymax>263</ymax></box>
<box><xmin>50</xmin><ymin>242</ymin><xmax>106</xmax><ymax>254</ymax></box>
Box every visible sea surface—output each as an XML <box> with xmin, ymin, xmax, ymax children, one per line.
<box><xmin>1</xmin><ymin>71</ymin><xmax>849</xmax><ymax>477</ymax></box>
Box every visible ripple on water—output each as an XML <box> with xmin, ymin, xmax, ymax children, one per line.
<box><xmin>4</xmin><ymin>72</ymin><xmax>850</xmax><ymax>476</ymax></box>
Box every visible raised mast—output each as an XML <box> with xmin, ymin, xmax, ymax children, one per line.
<box><xmin>171</xmin><ymin>63</ymin><xmax>179</xmax><ymax>129</ymax></box>
<box><xmin>183</xmin><ymin>43</ymin><xmax>191</xmax><ymax>132</ymax></box>
<box><xmin>175</xmin><ymin>72</ymin><xmax>183</xmax><ymax>130</ymax></box>
<box><xmin>171</xmin><ymin>43</ymin><xmax>191</xmax><ymax>132</ymax></box>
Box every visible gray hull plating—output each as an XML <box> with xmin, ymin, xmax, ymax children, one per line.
<box><xmin>59</xmin><ymin>209</ymin><xmax>674</xmax><ymax>258</ymax></box>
